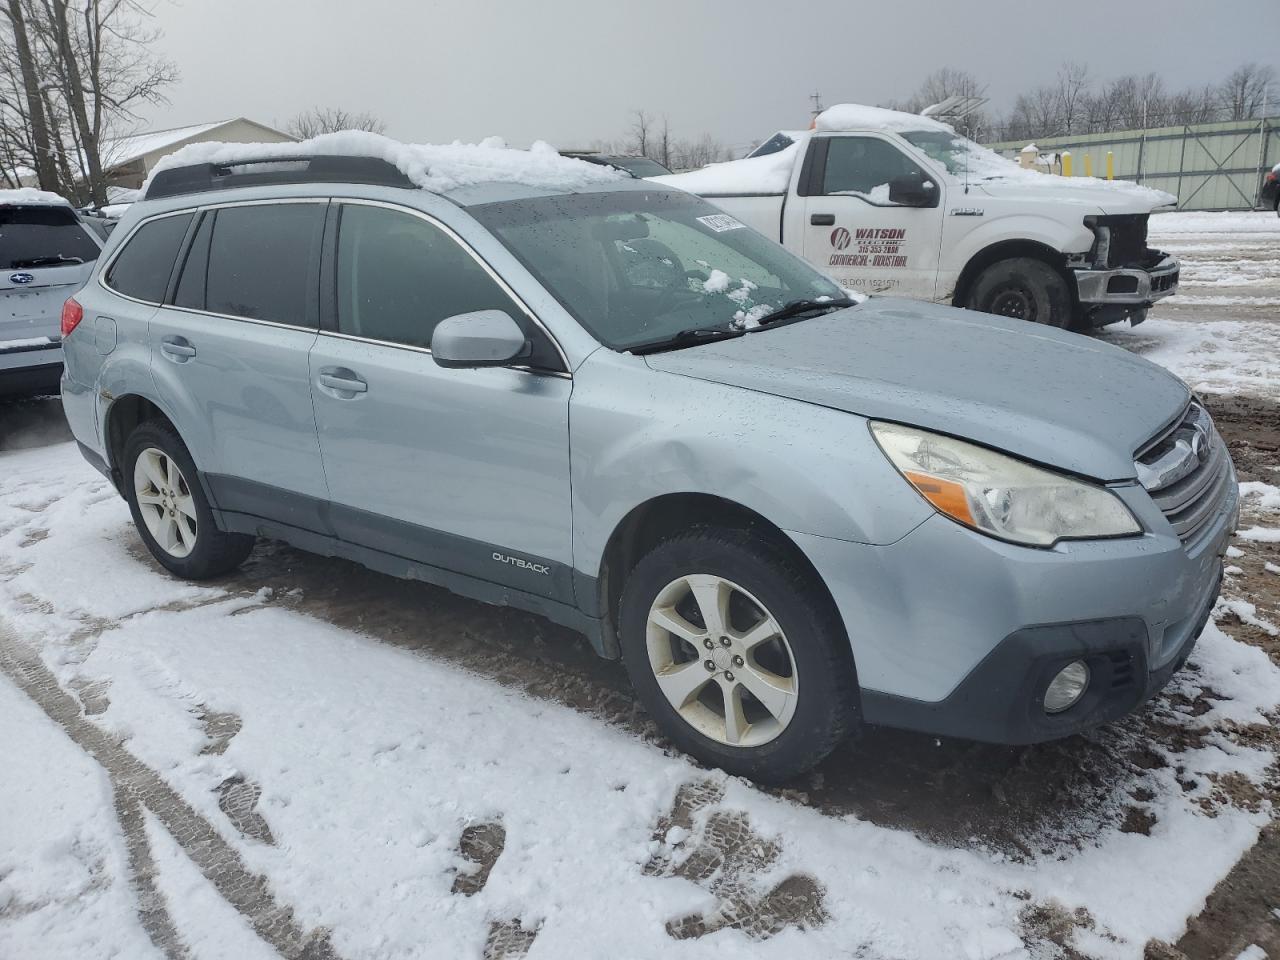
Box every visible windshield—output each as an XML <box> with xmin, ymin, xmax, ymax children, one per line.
<box><xmin>747</xmin><ymin>132</ymin><xmax>797</xmax><ymax>159</ymax></box>
<box><xmin>471</xmin><ymin>190</ymin><xmax>844</xmax><ymax>350</ymax></box>
<box><xmin>900</xmin><ymin>129</ymin><xmax>1015</xmax><ymax>179</ymax></box>
<box><xmin>0</xmin><ymin>205</ymin><xmax>100</xmax><ymax>269</ymax></box>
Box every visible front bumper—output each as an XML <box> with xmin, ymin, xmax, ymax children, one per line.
<box><xmin>788</xmin><ymin>474</ymin><xmax>1238</xmax><ymax>745</ymax></box>
<box><xmin>1073</xmin><ymin>254</ymin><xmax>1179</xmax><ymax>314</ymax></box>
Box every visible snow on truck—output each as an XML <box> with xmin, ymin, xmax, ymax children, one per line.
<box><xmin>655</xmin><ymin>104</ymin><xmax>1180</xmax><ymax>329</ymax></box>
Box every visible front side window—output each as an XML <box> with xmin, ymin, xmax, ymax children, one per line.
<box><xmin>334</xmin><ymin>204</ymin><xmax>551</xmax><ymax>362</ymax></box>
<box><xmin>194</xmin><ymin>203</ymin><xmax>325</xmax><ymax>326</ymax></box>
<box><xmin>1</xmin><ymin>204</ymin><xmax>101</xmax><ymax>270</ymax></box>
<box><xmin>822</xmin><ymin>136</ymin><xmax>929</xmax><ymax>203</ymax></box>
<box><xmin>471</xmin><ymin>190</ymin><xmax>843</xmax><ymax>351</ymax></box>
<box><xmin>105</xmin><ymin>213</ymin><xmax>192</xmax><ymax>302</ymax></box>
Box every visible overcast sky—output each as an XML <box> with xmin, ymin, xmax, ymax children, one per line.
<box><xmin>139</xmin><ymin>0</ymin><xmax>1278</xmax><ymax>153</ymax></box>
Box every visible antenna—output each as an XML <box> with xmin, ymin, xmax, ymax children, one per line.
<box><xmin>809</xmin><ymin>91</ymin><xmax>824</xmax><ymax>119</ymax></box>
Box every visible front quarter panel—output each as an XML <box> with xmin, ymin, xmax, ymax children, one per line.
<box><xmin>570</xmin><ymin>348</ymin><xmax>933</xmax><ymax>577</ymax></box>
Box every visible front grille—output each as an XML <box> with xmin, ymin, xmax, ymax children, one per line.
<box><xmin>1135</xmin><ymin>403</ymin><xmax>1232</xmax><ymax>546</ymax></box>
<box><xmin>1106</xmin><ymin>215</ymin><xmax>1150</xmax><ymax>267</ymax></box>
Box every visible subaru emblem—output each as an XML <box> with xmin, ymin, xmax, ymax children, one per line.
<box><xmin>8</xmin><ymin>272</ymin><xmax>34</xmax><ymax>285</ymax></box>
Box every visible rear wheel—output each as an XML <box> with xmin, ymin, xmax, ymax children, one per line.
<box><xmin>123</xmin><ymin>421</ymin><xmax>253</xmax><ymax>579</ymax></box>
<box><xmin>967</xmin><ymin>257</ymin><xmax>1072</xmax><ymax>328</ymax></box>
<box><xmin>619</xmin><ymin>526</ymin><xmax>858</xmax><ymax>782</ymax></box>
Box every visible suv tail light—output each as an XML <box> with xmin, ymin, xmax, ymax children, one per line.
<box><xmin>61</xmin><ymin>297</ymin><xmax>84</xmax><ymax>337</ymax></box>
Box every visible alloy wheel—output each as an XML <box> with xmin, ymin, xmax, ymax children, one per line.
<box><xmin>133</xmin><ymin>447</ymin><xmax>198</xmax><ymax>558</ymax></box>
<box><xmin>645</xmin><ymin>574</ymin><xmax>798</xmax><ymax>747</ymax></box>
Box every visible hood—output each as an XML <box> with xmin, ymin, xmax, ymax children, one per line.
<box><xmin>643</xmin><ymin>299</ymin><xmax>1190</xmax><ymax>481</ymax></box>
<box><xmin>974</xmin><ymin>177</ymin><xmax>1174</xmax><ymax>215</ymax></box>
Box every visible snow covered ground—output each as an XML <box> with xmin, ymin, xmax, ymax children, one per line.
<box><xmin>1</xmin><ymin>209</ymin><xmax>1279</xmax><ymax>960</ymax></box>
<box><xmin>1096</xmin><ymin>211</ymin><xmax>1280</xmax><ymax>399</ymax></box>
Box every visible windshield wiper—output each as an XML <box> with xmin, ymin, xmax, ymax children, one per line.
<box><xmin>749</xmin><ymin>297</ymin><xmax>858</xmax><ymax>328</ymax></box>
<box><xmin>11</xmin><ymin>255</ymin><xmax>84</xmax><ymax>268</ymax></box>
<box><xmin>628</xmin><ymin>326</ymin><xmax>746</xmax><ymax>355</ymax></box>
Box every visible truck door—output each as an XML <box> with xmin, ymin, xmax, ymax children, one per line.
<box><xmin>799</xmin><ymin>135</ymin><xmax>944</xmax><ymax>300</ymax></box>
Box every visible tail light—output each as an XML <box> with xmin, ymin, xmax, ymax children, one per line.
<box><xmin>61</xmin><ymin>297</ymin><xmax>84</xmax><ymax>337</ymax></box>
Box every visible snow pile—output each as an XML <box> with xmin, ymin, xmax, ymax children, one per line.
<box><xmin>1240</xmin><ymin>481</ymin><xmax>1280</xmax><ymax>512</ymax></box>
<box><xmin>1150</xmin><ymin>210</ymin><xmax>1280</xmax><ymax>236</ymax></box>
<box><xmin>0</xmin><ymin>187</ymin><xmax>70</xmax><ymax>206</ymax></box>
<box><xmin>653</xmin><ymin>141</ymin><xmax>801</xmax><ymax>195</ymax></box>
<box><xmin>814</xmin><ymin>103</ymin><xmax>952</xmax><ymax>135</ymax></box>
<box><xmin>145</xmin><ymin>131</ymin><xmax>625</xmax><ymax>196</ymax></box>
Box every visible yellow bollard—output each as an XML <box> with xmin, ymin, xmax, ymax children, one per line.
<box><xmin>1106</xmin><ymin>151</ymin><xmax>1114</xmax><ymax>181</ymax></box>
<box><xmin>1083</xmin><ymin>154</ymin><xmax>1093</xmax><ymax>178</ymax></box>
<box><xmin>1061</xmin><ymin>152</ymin><xmax>1073</xmax><ymax>177</ymax></box>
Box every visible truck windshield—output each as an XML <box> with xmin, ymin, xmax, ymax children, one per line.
<box><xmin>471</xmin><ymin>190</ymin><xmax>845</xmax><ymax>351</ymax></box>
<box><xmin>900</xmin><ymin>130</ymin><xmax>1015</xmax><ymax>179</ymax></box>
<box><xmin>0</xmin><ymin>205</ymin><xmax>100</xmax><ymax>269</ymax></box>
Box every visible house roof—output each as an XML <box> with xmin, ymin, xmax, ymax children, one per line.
<box><xmin>101</xmin><ymin>119</ymin><xmax>293</xmax><ymax>168</ymax></box>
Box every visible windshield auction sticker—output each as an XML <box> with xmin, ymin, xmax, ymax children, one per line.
<box><xmin>696</xmin><ymin>214</ymin><xmax>746</xmax><ymax>233</ymax></box>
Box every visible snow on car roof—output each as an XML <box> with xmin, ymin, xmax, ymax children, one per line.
<box><xmin>146</xmin><ymin>131</ymin><xmax>626</xmax><ymax>196</ymax></box>
<box><xmin>813</xmin><ymin>103</ymin><xmax>954</xmax><ymax>135</ymax></box>
<box><xmin>0</xmin><ymin>187</ymin><xmax>71</xmax><ymax>206</ymax></box>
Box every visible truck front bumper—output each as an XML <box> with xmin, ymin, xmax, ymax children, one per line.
<box><xmin>1073</xmin><ymin>254</ymin><xmax>1180</xmax><ymax>327</ymax></box>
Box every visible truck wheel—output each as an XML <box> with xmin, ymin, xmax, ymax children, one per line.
<box><xmin>618</xmin><ymin>526</ymin><xmax>859</xmax><ymax>782</ymax></box>
<box><xmin>967</xmin><ymin>258</ymin><xmax>1072</xmax><ymax>328</ymax></box>
<box><xmin>123</xmin><ymin>420</ymin><xmax>254</xmax><ymax>580</ymax></box>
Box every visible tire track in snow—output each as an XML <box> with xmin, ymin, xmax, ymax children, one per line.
<box><xmin>0</xmin><ymin>619</ymin><xmax>339</xmax><ymax>960</ymax></box>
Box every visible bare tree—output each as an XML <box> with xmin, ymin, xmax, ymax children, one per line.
<box><xmin>1056</xmin><ymin>61</ymin><xmax>1090</xmax><ymax>134</ymax></box>
<box><xmin>286</xmin><ymin>106</ymin><xmax>386</xmax><ymax>139</ymax></box>
<box><xmin>1218</xmin><ymin>62</ymin><xmax>1275</xmax><ymax>120</ymax></box>
<box><xmin>628</xmin><ymin>109</ymin><xmax>651</xmax><ymax>158</ymax></box>
<box><xmin>1</xmin><ymin>1</ymin><xmax>58</xmax><ymax>190</ymax></box>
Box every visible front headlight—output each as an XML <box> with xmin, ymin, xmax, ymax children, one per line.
<box><xmin>870</xmin><ymin>422</ymin><xmax>1141</xmax><ymax>547</ymax></box>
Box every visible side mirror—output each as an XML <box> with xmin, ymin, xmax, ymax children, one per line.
<box><xmin>888</xmin><ymin>174</ymin><xmax>938</xmax><ymax>207</ymax></box>
<box><xmin>430</xmin><ymin>310</ymin><xmax>531</xmax><ymax>369</ymax></box>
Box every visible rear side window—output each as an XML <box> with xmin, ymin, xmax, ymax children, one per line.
<box><xmin>174</xmin><ymin>213</ymin><xmax>212</xmax><ymax>310</ymax></box>
<box><xmin>0</xmin><ymin>204</ymin><xmax>101</xmax><ymax>270</ymax></box>
<box><xmin>195</xmin><ymin>203</ymin><xmax>325</xmax><ymax>326</ymax></box>
<box><xmin>335</xmin><ymin>204</ymin><xmax>550</xmax><ymax>362</ymax></box>
<box><xmin>105</xmin><ymin>213</ymin><xmax>192</xmax><ymax>302</ymax></box>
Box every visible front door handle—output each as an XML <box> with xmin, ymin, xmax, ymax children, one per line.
<box><xmin>160</xmin><ymin>335</ymin><xmax>196</xmax><ymax>361</ymax></box>
<box><xmin>810</xmin><ymin>213</ymin><xmax>835</xmax><ymax>226</ymax></box>
<box><xmin>318</xmin><ymin>370</ymin><xmax>368</xmax><ymax>395</ymax></box>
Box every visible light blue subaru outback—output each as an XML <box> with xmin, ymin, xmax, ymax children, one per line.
<box><xmin>61</xmin><ymin>145</ymin><xmax>1237</xmax><ymax>781</ymax></box>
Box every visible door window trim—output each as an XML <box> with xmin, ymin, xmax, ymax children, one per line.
<box><xmin>323</xmin><ymin>198</ymin><xmax>571</xmax><ymax>376</ymax></box>
<box><xmin>813</xmin><ymin>134</ymin><xmax>938</xmax><ymax>208</ymax></box>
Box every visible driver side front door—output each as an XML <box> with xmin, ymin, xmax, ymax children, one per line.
<box><xmin>800</xmin><ymin>135</ymin><xmax>945</xmax><ymax>300</ymax></box>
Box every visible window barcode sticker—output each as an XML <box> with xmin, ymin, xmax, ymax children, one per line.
<box><xmin>696</xmin><ymin>214</ymin><xmax>746</xmax><ymax>233</ymax></box>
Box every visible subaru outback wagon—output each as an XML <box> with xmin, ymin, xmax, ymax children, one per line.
<box><xmin>61</xmin><ymin>145</ymin><xmax>1237</xmax><ymax>781</ymax></box>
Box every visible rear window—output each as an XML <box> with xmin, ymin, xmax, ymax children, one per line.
<box><xmin>106</xmin><ymin>213</ymin><xmax>193</xmax><ymax>303</ymax></box>
<box><xmin>0</xmin><ymin>205</ymin><xmax>101</xmax><ymax>269</ymax></box>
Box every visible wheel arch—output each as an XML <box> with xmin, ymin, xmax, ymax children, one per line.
<box><xmin>950</xmin><ymin>239</ymin><xmax>1072</xmax><ymax>308</ymax></box>
<box><xmin>102</xmin><ymin>393</ymin><xmax>185</xmax><ymax>494</ymax></box>
<box><xmin>593</xmin><ymin>492</ymin><xmax>847</xmax><ymax>662</ymax></box>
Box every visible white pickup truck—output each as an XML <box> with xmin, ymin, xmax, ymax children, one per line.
<box><xmin>655</xmin><ymin>104</ymin><xmax>1180</xmax><ymax>329</ymax></box>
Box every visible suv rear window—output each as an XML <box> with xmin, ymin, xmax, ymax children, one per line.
<box><xmin>0</xmin><ymin>205</ymin><xmax>100</xmax><ymax>269</ymax></box>
<box><xmin>106</xmin><ymin>213</ymin><xmax>193</xmax><ymax>303</ymax></box>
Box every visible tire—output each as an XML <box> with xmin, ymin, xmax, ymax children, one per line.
<box><xmin>123</xmin><ymin>420</ymin><xmax>254</xmax><ymax>580</ymax></box>
<box><xmin>618</xmin><ymin>526</ymin><xmax>859</xmax><ymax>782</ymax></box>
<box><xmin>966</xmin><ymin>257</ymin><xmax>1073</xmax><ymax>328</ymax></box>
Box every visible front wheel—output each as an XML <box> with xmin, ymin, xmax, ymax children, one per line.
<box><xmin>967</xmin><ymin>257</ymin><xmax>1073</xmax><ymax>328</ymax></box>
<box><xmin>123</xmin><ymin>421</ymin><xmax>254</xmax><ymax>579</ymax></box>
<box><xmin>618</xmin><ymin>527</ymin><xmax>859</xmax><ymax>782</ymax></box>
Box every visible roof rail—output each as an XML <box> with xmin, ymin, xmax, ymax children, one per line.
<box><xmin>144</xmin><ymin>155</ymin><xmax>415</xmax><ymax>200</ymax></box>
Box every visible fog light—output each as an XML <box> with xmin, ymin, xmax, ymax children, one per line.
<box><xmin>1044</xmin><ymin>660</ymin><xmax>1090</xmax><ymax>714</ymax></box>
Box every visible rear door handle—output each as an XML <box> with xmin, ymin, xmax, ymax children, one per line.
<box><xmin>318</xmin><ymin>370</ymin><xmax>368</xmax><ymax>395</ymax></box>
<box><xmin>810</xmin><ymin>213</ymin><xmax>835</xmax><ymax>226</ymax></box>
<box><xmin>160</xmin><ymin>335</ymin><xmax>196</xmax><ymax>361</ymax></box>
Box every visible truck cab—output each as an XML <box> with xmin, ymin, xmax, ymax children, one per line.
<box><xmin>657</xmin><ymin>105</ymin><xmax>1180</xmax><ymax>330</ymax></box>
